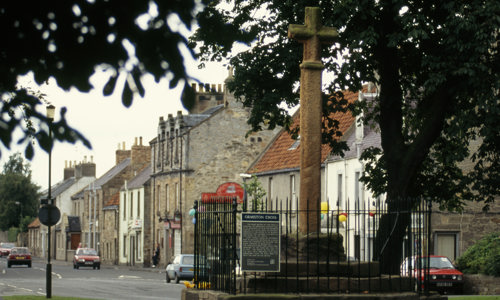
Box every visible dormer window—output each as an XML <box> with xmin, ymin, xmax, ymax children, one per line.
<box><xmin>288</xmin><ymin>136</ymin><xmax>300</xmax><ymax>150</ymax></box>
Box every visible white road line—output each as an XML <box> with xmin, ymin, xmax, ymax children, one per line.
<box><xmin>119</xmin><ymin>275</ymin><xmax>141</xmax><ymax>279</ymax></box>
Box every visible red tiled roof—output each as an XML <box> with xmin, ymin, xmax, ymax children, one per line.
<box><xmin>28</xmin><ymin>217</ymin><xmax>40</xmax><ymax>228</ymax></box>
<box><xmin>249</xmin><ymin>90</ymin><xmax>358</xmax><ymax>174</ymax></box>
<box><xmin>104</xmin><ymin>192</ymin><xmax>120</xmax><ymax>207</ymax></box>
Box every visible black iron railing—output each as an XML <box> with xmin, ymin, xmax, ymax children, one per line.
<box><xmin>193</xmin><ymin>197</ymin><xmax>432</xmax><ymax>295</ymax></box>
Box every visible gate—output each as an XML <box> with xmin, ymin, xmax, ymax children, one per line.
<box><xmin>193</xmin><ymin>197</ymin><xmax>239</xmax><ymax>293</ymax></box>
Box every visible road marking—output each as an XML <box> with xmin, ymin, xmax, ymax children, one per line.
<box><xmin>119</xmin><ymin>275</ymin><xmax>141</xmax><ymax>279</ymax></box>
<box><xmin>34</xmin><ymin>267</ymin><xmax>62</xmax><ymax>279</ymax></box>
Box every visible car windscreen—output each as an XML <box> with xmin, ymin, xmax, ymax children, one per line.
<box><xmin>78</xmin><ymin>249</ymin><xmax>98</xmax><ymax>256</ymax></box>
<box><xmin>12</xmin><ymin>248</ymin><xmax>28</xmax><ymax>254</ymax></box>
<box><xmin>419</xmin><ymin>257</ymin><xmax>455</xmax><ymax>269</ymax></box>
<box><xmin>182</xmin><ymin>256</ymin><xmax>194</xmax><ymax>265</ymax></box>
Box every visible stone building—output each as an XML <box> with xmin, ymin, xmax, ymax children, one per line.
<box><xmin>118</xmin><ymin>165</ymin><xmax>152</xmax><ymax>266</ymax></box>
<box><xmin>29</xmin><ymin>159</ymin><xmax>96</xmax><ymax>261</ymax></box>
<box><xmin>78</xmin><ymin>137</ymin><xmax>150</xmax><ymax>265</ymax></box>
<box><xmin>149</xmin><ymin>74</ymin><xmax>280</xmax><ymax>267</ymax></box>
<box><xmin>430</xmin><ymin>136</ymin><xmax>500</xmax><ymax>261</ymax></box>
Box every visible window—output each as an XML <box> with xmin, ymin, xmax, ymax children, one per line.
<box><xmin>137</xmin><ymin>232</ymin><xmax>142</xmax><ymax>260</ymax></box>
<box><xmin>290</xmin><ymin>175</ymin><xmax>297</xmax><ymax>210</ymax></box>
<box><xmin>354</xmin><ymin>171</ymin><xmax>361</xmax><ymax>210</ymax></box>
<box><xmin>288</xmin><ymin>136</ymin><xmax>300</xmax><ymax>150</ymax></box>
<box><xmin>137</xmin><ymin>191</ymin><xmax>141</xmax><ymax>217</ymax></box>
<box><xmin>337</xmin><ymin>174</ymin><xmax>343</xmax><ymax>208</ymax></box>
<box><xmin>157</xmin><ymin>185</ymin><xmax>161</xmax><ymax>215</ymax></box>
<box><xmin>165</xmin><ymin>184</ymin><xmax>169</xmax><ymax>213</ymax></box>
<box><xmin>175</xmin><ymin>183</ymin><xmax>179</xmax><ymax>209</ymax></box>
<box><xmin>130</xmin><ymin>192</ymin><xmax>134</xmax><ymax>218</ymax></box>
<box><xmin>123</xmin><ymin>193</ymin><xmax>127</xmax><ymax>220</ymax></box>
<box><xmin>123</xmin><ymin>235</ymin><xmax>127</xmax><ymax>257</ymax></box>
<box><xmin>268</xmin><ymin>177</ymin><xmax>273</xmax><ymax>201</ymax></box>
<box><xmin>435</xmin><ymin>232</ymin><xmax>459</xmax><ymax>261</ymax></box>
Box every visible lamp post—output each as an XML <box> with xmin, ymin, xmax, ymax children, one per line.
<box><xmin>46</xmin><ymin>104</ymin><xmax>55</xmax><ymax>299</ymax></box>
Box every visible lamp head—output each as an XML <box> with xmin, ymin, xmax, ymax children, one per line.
<box><xmin>46</xmin><ymin>105</ymin><xmax>56</xmax><ymax>120</ymax></box>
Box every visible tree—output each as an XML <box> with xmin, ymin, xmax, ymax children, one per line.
<box><xmin>190</xmin><ymin>0</ymin><xmax>500</xmax><ymax>272</ymax></box>
<box><xmin>243</xmin><ymin>175</ymin><xmax>266</xmax><ymax>211</ymax></box>
<box><xmin>1</xmin><ymin>1</ymin><xmax>201</xmax><ymax>159</ymax></box>
<box><xmin>0</xmin><ymin>153</ymin><xmax>40</xmax><ymax>231</ymax></box>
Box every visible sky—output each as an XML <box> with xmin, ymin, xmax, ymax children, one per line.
<box><xmin>3</xmin><ymin>62</ymin><xmax>230</xmax><ymax>191</ymax></box>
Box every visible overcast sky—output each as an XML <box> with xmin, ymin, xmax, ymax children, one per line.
<box><xmin>4</xmin><ymin>62</ymin><xmax>229</xmax><ymax>190</ymax></box>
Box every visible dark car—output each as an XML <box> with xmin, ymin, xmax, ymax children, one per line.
<box><xmin>401</xmin><ymin>255</ymin><xmax>464</xmax><ymax>294</ymax></box>
<box><xmin>166</xmin><ymin>254</ymin><xmax>210</xmax><ymax>283</ymax></box>
<box><xmin>7</xmin><ymin>247</ymin><xmax>32</xmax><ymax>268</ymax></box>
<box><xmin>0</xmin><ymin>242</ymin><xmax>16</xmax><ymax>257</ymax></box>
<box><xmin>73</xmin><ymin>248</ymin><xmax>100</xmax><ymax>270</ymax></box>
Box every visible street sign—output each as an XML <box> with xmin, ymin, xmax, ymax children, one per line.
<box><xmin>39</xmin><ymin>204</ymin><xmax>61</xmax><ymax>226</ymax></box>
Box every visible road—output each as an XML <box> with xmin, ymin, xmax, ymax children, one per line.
<box><xmin>0</xmin><ymin>257</ymin><xmax>184</xmax><ymax>300</ymax></box>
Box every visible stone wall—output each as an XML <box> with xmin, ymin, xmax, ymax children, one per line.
<box><xmin>463</xmin><ymin>274</ymin><xmax>500</xmax><ymax>295</ymax></box>
<box><xmin>431</xmin><ymin>199</ymin><xmax>500</xmax><ymax>259</ymax></box>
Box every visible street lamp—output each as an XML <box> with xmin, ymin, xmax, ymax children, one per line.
<box><xmin>46</xmin><ymin>104</ymin><xmax>55</xmax><ymax>299</ymax></box>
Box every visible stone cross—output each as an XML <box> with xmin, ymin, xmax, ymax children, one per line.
<box><xmin>288</xmin><ymin>7</ymin><xmax>337</xmax><ymax>234</ymax></box>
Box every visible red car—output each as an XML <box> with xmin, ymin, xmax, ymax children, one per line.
<box><xmin>73</xmin><ymin>248</ymin><xmax>101</xmax><ymax>270</ymax></box>
<box><xmin>7</xmin><ymin>247</ymin><xmax>32</xmax><ymax>268</ymax></box>
<box><xmin>0</xmin><ymin>242</ymin><xmax>16</xmax><ymax>257</ymax></box>
<box><xmin>401</xmin><ymin>255</ymin><xmax>464</xmax><ymax>294</ymax></box>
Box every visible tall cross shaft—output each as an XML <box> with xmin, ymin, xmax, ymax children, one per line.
<box><xmin>288</xmin><ymin>7</ymin><xmax>337</xmax><ymax>234</ymax></box>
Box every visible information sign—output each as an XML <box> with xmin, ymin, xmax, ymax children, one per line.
<box><xmin>240</xmin><ymin>213</ymin><xmax>281</xmax><ymax>272</ymax></box>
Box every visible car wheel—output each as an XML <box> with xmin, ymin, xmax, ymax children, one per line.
<box><xmin>175</xmin><ymin>273</ymin><xmax>180</xmax><ymax>284</ymax></box>
<box><xmin>97</xmin><ymin>265</ymin><xmax>100</xmax><ymax>270</ymax></box>
<box><xmin>7</xmin><ymin>262</ymin><xmax>11</xmax><ymax>268</ymax></box>
<box><xmin>166</xmin><ymin>272</ymin><xmax>171</xmax><ymax>283</ymax></box>
<box><xmin>28</xmin><ymin>262</ymin><xmax>31</xmax><ymax>268</ymax></box>
<box><xmin>93</xmin><ymin>266</ymin><xmax>96</xmax><ymax>270</ymax></box>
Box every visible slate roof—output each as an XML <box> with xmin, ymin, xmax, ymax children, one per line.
<box><xmin>248</xmin><ymin>90</ymin><xmax>358</xmax><ymax>174</ymax></box>
<box><xmin>71</xmin><ymin>188</ymin><xmax>84</xmax><ymax>200</ymax></box>
<box><xmin>40</xmin><ymin>177</ymin><xmax>76</xmax><ymax>199</ymax></box>
<box><xmin>329</xmin><ymin>94</ymin><xmax>381</xmax><ymax>161</ymax></box>
<box><xmin>121</xmin><ymin>165</ymin><xmax>151</xmax><ymax>191</ymax></box>
<box><xmin>93</xmin><ymin>157</ymin><xmax>131</xmax><ymax>189</ymax></box>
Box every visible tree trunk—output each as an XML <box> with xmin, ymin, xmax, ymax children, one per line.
<box><xmin>374</xmin><ymin>203</ymin><xmax>411</xmax><ymax>274</ymax></box>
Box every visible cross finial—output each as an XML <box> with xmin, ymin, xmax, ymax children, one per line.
<box><xmin>288</xmin><ymin>7</ymin><xmax>338</xmax><ymax>64</ymax></box>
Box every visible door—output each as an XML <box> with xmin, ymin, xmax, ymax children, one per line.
<box><xmin>130</xmin><ymin>236</ymin><xmax>135</xmax><ymax>266</ymax></box>
<box><xmin>70</xmin><ymin>233</ymin><xmax>81</xmax><ymax>250</ymax></box>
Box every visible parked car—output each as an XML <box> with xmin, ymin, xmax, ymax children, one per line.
<box><xmin>400</xmin><ymin>255</ymin><xmax>464</xmax><ymax>294</ymax></box>
<box><xmin>73</xmin><ymin>248</ymin><xmax>100</xmax><ymax>270</ymax></box>
<box><xmin>7</xmin><ymin>247</ymin><xmax>32</xmax><ymax>268</ymax></box>
<box><xmin>0</xmin><ymin>242</ymin><xmax>16</xmax><ymax>257</ymax></box>
<box><xmin>165</xmin><ymin>254</ymin><xmax>210</xmax><ymax>283</ymax></box>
